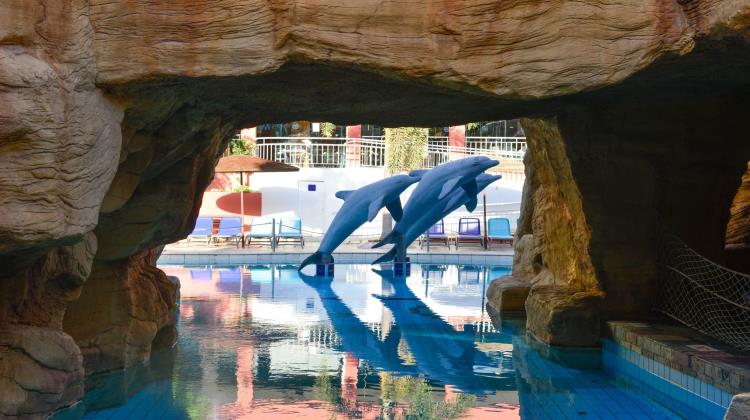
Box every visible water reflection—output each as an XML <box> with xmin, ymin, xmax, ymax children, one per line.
<box><xmin>75</xmin><ymin>264</ymin><xmax>703</xmax><ymax>420</ymax></box>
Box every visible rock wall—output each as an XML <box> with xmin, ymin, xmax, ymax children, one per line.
<box><xmin>63</xmin><ymin>249</ymin><xmax>178</xmax><ymax>375</ymax></box>
<box><xmin>1</xmin><ymin>0</ymin><xmax>750</xmax><ymax>416</ymax></box>
<box><xmin>726</xmin><ymin>162</ymin><xmax>750</xmax><ymax>246</ymax></box>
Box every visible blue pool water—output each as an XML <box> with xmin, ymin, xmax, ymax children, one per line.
<box><xmin>73</xmin><ymin>264</ymin><xmax>729</xmax><ymax>419</ymax></box>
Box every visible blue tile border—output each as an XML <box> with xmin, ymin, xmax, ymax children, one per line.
<box><xmin>158</xmin><ymin>252</ymin><xmax>513</xmax><ymax>267</ymax></box>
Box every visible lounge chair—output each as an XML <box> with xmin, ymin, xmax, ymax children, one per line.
<box><xmin>187</xmin><ymin>216</ymin><xmax>213</xmax><ymax>246</ymax></box>
<box><xmin>276</xmin><ymin>217</ymin><xmax>305</xmax><ymax>248</ymax></box>
<box><xmin>487</xmin><ymin>217</ymin><xmax>513</xmax><ymax>249</ymax></box>
<box><xmin>190</xmin><ymin>267</ymin><xmax>213</xmax><ymax>282</ymax></box>
<box><xmin>217</xmin><ymin>267</ymin><xmax>243</xmax><ymax>294</ymax></box>
<box><xmin>455</xmin><ymin>217</ymin><xmax>484</xmax><ymax>249</ymax></box>
<box><xmin>458</xmin><ymin>265</ymin><xmax>482</xmax><ymax>285</ymax></box>
<box><xmin>212</xmin><ymin>217</ymin><xmax>243</xmax><ymax>247</ymax></box>
<box><xmin>245</xmin><ymin>217</ymin><xmax>276</xmax><ymax>250</ymax></box>
<box><xmin>421</xmin><ymin>264</ymin><xmax>446</xmax><ymax>283</ymax></box>
<box><xmin>419</xmin><ymin>219</ymin><xmax>450</xmax><ymax>249</ymax></box>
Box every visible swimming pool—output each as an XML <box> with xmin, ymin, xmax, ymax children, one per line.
<box><xmin>74</xmin><ymin>264</ymin><xmax>728</xmax><ymax>419</ymax></box>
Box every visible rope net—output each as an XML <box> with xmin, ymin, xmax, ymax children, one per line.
<box><xmin>657</xmin><ymin>233</ymin><xmax>750</xmax><ymax>351</ymax></box>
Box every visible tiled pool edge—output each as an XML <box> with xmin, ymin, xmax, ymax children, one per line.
<box><xmin>157</xmin><ymin>251</ymin><xmax>513</xmax><ymax>266</ymax></box>
<box><xmin>603</xmin><ymin>321</ymin><xmax>750</xmax><ymax>418</ymax></box>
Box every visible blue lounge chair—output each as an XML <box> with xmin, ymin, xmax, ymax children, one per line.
<box><xmin>276</xmin><ymin>217</ymin><xmax>304</xmax><ymax>248</ymax></box>
<box><xmin>245</xmin><ymin>217</ymin><xmax>276</xmax><ymax>250</ymax></box>
<box><xmin>455</xmin><ymin>217</ymin><xmax>484</xmax><ymax>249</ymax></box>
<box><xmin>421</xmin><ymin>264</ymin><xmax>446</xmax><ymax>283</ymax></box>
<box><xmin>217</xmin><ymin>267</ymin><xmax>243</xmax><ymax>293</ymax></box>
<box><xmin>487</xmin><ymin>217</ymin><xmax>513</xmax><ymax>249</ymax></box>
<box><xmin>187</xmin><ymin>216</ymin><xmax>213</xmax><ymax>246</ymax></box>
<box><xmin>458</xmin><ymin>265</ymin><xmax>482</xmax><ymax>285</ymax></box>
<box><xmin>190</xmin><ymin>267</ymin><xmax>213</xmax><ymax>282</ymax></box>
<box><xmin>419</xmin><ymin>219</ymin><xmax>450</xmax><ymax>249</ymax></box>
<box><xmin>212</xmin><ymin>217</ymin><xmax>243</xmax><ymax>247</ymax></box>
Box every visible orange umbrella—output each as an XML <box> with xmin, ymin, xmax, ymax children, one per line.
<box><xmin>214</xmin><ymin>155</ymin><xmax>299</xmax><ymax>247</ymax></box>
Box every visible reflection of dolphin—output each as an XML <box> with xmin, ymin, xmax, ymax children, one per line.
<box><xmin>299</xmin><ymin>174</ymin><xmax>421</xmax><ymax>270</ymax></box>
<box><xmin>298</xmin><ymin>273</ymin><xmax>417</xmax><ymax>375</ymax></box>
<box><xmin>371</xmin><ymin>268</ymin><xmax>495</xmax><ymax>393</ymax></box>
<box><xmin>373</xmin><ymin>173</ymin><xmax>501</xmax><ymax>263</ymax></box>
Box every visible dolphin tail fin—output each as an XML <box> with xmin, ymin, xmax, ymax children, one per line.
<box><xmin>372</xmin><ymin>247</ymin><xmax>398</xmax><ymax>264</ymax></box>
<box><xmin>298</xmin><ymin>251</ymin><xmax>332</xmax><ymax>271</ymax></box>
<box><xmin>372</xmin><ymin>229</ymin><xmax>401</xmax><ymax>249</ymax></box>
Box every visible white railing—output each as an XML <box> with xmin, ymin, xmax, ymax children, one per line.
<box><xmin>253</xmin><ymin>136</ymin><xmax>526</xmax><ymax>171</ymax></box>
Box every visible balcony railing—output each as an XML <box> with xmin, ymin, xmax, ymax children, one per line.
<box><xmin>253</xmin><ymin>136</ymin><xmax>526</xmax><ymax>172</ymax></box>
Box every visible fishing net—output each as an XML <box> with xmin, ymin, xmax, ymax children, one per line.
<box><xmin>658</xmin><ymin>233</ymin><xmax>750</xmax><ymax>351</ymax></box>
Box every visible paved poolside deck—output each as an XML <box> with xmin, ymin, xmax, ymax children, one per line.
<box><xmin>159</xmin><ymin>240</ymin><xmax>514</xmax><ymax>266</ymax></box>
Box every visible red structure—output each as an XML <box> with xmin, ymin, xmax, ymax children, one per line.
<box><xmin>346</xmin><ymin>124</ymin><xmax>362</xmax><ymax>167</ymax></box>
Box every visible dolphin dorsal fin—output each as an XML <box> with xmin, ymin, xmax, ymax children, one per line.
<box><xmin>335</xmin><ymin>190</ymin><xmax>353</xmax><ymax>201</ymax></box>
<box><xmin>385</xmin><ymin>199</ymin><xmax>404</xmax><ymax>221</ymax></box>
<box><xmin>367</xmin><ymin>195</ymin><xmax>385</xmax><ymax>222</ymax></box>
<box><xmin>465</xmin><ymin>197</ymin><xmax>478</xmax><ymax>212</ymax></box>
<box><xmin>439</xmin><ymin>176</ymin><xmax>462</xmax><ymax>199</ymax></box>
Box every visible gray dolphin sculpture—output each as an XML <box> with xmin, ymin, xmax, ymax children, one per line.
<box><xmin>406</xmin><ymin>156</ymin><xmax>499</xmax><ymax>215</ymax></box>
<box><xmin>373</xmin><ymin>173</ymin><xmax>501</xmax><ymax>263</ymax></box>
<box><xmin>299</xmin><ymin>173</ymin><xmax>421</xmax><ymax>271</ymax></box>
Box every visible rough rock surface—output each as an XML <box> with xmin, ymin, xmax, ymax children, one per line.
<box><xmin>486</xmin><ymin>275</ymin><xmax>531</xmax><ymax>313</ymax></box>
<box><xmin>0</xmin><ymin>326</ymin><xmax>84</xmax><ymax>417</ymax></box>
<box><xmin>525</xmin><ymin>286</ymin><xmax>604</xmax><ymax>347</ymax></box>
<box><xmin>727</xmin><ymin>163</ymin><xmax>750</xmax><ymax>246</ymax></box>
<box><xmin>63</xmin><ymin>249</ymin><xmax>178</xmax><ymax>376</ymax></box>
<box><xmin>726</xmin><ymin>393</ymin><xmax>750</xmax><ymax>420</ymax></box>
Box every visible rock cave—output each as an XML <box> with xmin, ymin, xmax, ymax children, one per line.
<box><xmin>1</xmin><ymin>0</ymin><xmax>749</xmax><ymax>417</ymax></box>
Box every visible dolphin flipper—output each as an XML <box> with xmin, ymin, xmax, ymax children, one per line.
<box><xmin>439</xmin><ymin>176</ymin><xmax>462</xmax><ymax>199</ymax></box>
<box><xmin>465</xmin><ymin>197</ymin><xmax>478</xmax><ymax>212</ymax></box>
<box><xmin>385</xmin><ymin>199</ymin><xmax>403</xmax><ymax>221</ymax></box>
<box><xmin>462</xmin><ymin>179</ymin><xmax>478</xmax><ymax>198</ymax></box>
<box><xmin>368</xmin><ymin>196</ymin><xmax>385</xmax><ymax>222</ymax></box>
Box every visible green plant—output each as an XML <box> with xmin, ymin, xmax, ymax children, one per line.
<box><xmin>228</xmin><ymin>135</ymin><xmax>255</xmax><ymax>156</ymax></box>
<box><xmin>232</xmin><ymin>185</ymin><xmax>254</xmax><ymax>193</ymax></box>
<box><xmin>320</xmin><ymin>122</ymin><xmax>337</xmax><ymax>137</ymax></box>
<box><xmin>384</xmin><ymin>127</ymin><xmax>428</xmax><ymax>174</ymax></box>
<box><xmin>465</xmin><ymin>122</ymin><xmax>480</xmax><ymax>131</ymax></box>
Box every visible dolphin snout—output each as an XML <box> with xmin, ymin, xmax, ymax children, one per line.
<box><xmin>479</xmin><ymin>159</ymin><xmax>500</xmax><ymax>171</ymax></box>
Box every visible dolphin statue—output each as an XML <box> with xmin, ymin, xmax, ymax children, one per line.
<box><xmin>372</xmin><ymin>173</ymin><xmax>501</xmax><ymax>264</ymax></box>
<box><xmin>406</xmin><ymin>156</ymin><xmax>499</xmax><ymax>215</ymax></box>
<box><xmin>299</xmin><ymin>173</ymin><xmax>422</xmax><ymax>271</ymax></box>
<box><xmin>370</xmin><ymin>268</ymin><xmax>496</xmax><ymax>393</ymax></box>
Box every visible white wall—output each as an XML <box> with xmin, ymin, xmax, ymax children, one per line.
<box><xmin>250</xmin><ymin>168</ymin><xmax>523</xmax><ymax>238</ymax></box>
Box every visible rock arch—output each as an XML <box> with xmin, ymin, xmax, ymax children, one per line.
<box><xmin>1</xmin><ymin>0</ymin><xmax>750</xmax><ymax>416</ymax></box>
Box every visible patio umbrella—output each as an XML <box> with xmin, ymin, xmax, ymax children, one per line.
<box><xmin>214</xmin><ymin>155</ymin><xmax>299</xmax><ymax>247</ymax></box>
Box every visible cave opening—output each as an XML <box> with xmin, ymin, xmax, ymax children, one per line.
<box><xmin>0</xmin><ymin>1</ymin><xmax>750</xmax><ymax>414</ymax></box>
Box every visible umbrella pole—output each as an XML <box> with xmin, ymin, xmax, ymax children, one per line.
<box><xmin>240</xmin><ymin>171</ymin><xmax>245</xmax><ymax>248</ymax></box>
